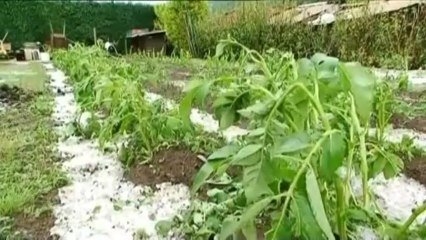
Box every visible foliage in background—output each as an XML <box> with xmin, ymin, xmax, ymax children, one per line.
<box><xmin>194</xmin><ymin>2</ymin><xmax>426</xmax><ymax>69</ymax></box>
<box><xmin>154</xmin><ymin>0</ymin><xmax>208</xmax><ymax>56</ymax></box>
<box><xmin>0</xmin><ymin>1</ymin><xmax>155</xmax><ymax>49</ymax></box>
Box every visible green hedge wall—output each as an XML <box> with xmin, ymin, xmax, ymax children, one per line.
<box><xmin>0</xmin><ymin>1</ymin><xmax>155</xmax><ymax>49</ymax></box>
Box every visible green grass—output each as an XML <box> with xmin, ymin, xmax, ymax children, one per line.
<box><xmin>0</xmin><ymin>62</ymin><xmax>47</xmax><ymax>92</ymax></box>
<box><xmin>0</xmin><ymin>62</ymin><xmax>66</xmax><ymax>236</ymax></box>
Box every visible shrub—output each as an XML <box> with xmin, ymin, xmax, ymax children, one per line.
<box><xmin>154</xmin><ymin>0</ymin><xmax>208</xmax><ymax>56</ymax></box>
<box><xmin>0</xmin><ymin>1</ymin><xmax>155</xmax><ymax>49</ymax></box>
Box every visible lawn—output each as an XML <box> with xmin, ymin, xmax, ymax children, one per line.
<box><xmin>0</xmin><ymin>61</ymin><xmax>48</xmax><ymax>92</ymax></box>
<box><xmin>0</xmin><ymin>61</ymin><xmax>66</xmax><ymax>238</ymax></box>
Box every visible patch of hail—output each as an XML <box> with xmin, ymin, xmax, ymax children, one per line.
<box><xmin>46</xmin><ymin>64</ymin><xmax>190</xmax><ymax>240</ymax></box>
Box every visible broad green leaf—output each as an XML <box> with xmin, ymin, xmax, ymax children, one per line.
<box><xmin>248</xmin><ymin>127</ymin><xmax>265</xmax><ymax>137</ymax></box>
<box><xmin>219</xmin><ymin>216</ymin><xmax>240</xmax><ymax>240</ymax></box>
<box><xmin>297</xmin><ymin>58</ymin><xmax>315</xmax><ymax>82</ymax></box>
<box><xmin>219</xmin><ymin>197</ymin><xmax>273</xmax><ymax>240</ymax></box>
<box><xmin>339</xmin><ymin>63</ymin><xmax>376</xmax><ymax>124</ymax></box>
<box><xmin>238</xmin><ymin>101</ymin><xmax>272</xmax><ymax>118</ymax></box>
<box><xmin>387</xmin><ymin>153</ymin><xmax>404</xmax><ymax>174</ymax></box>
<box><xmin>320</xmin><ymin>131</ymin><xmax>346</xmax><ymax>180</ymax></box>
<box><xmin>182</xmin><ymin>79</ymin><xmax>204</xmax><ymax>93</ymax></box>
<box><xmin>243</xmin><ymin>160</ymin><xmax>274</xmax><ymax>202</ymax></box>
<box><xmin>232</xmin><ymin>144</ymin><xmax>263</xmax><ymax>165</ymax></box>
<box><xmin>306</xmin><ymin>170</ymin><xmax>335</xmax><ymax>240</ymax></box>
<box><xmin>271</xmin><ymin>155</ymin><xmax>298</xmax><ymax>182</ymax></box>
<box><xmin>219</xmin><ymin>108</ymin><xmax>236</xmax><ymax>130</ymax></box>
<box><xmin>293</xmin><ymin>192</ymin><xmax>325</xmax><ymax>240</ymax></box>
<box><xmin>179</xmin><ymin>92</ymin><xmax>194</xmax><ymax>128</ymax></box>
<box><xmin>370</xmin><ymin>155</ymin><xmax>387</xmax><ymax>179</ymax></box>
<box><xmin>271</xmin><ymin>132</ymin><xmax>310</xmax><ymax>155</ymax></box>
<box><xmin>208</xmin><ymin>145</ymin><xmax>240</xmax><ymax>160</ymax></box>
<box><xmin>191</xmin><ymin>162</ymin><xmax>218</xmax><ymax>194</ymax></box>
<box><xmin>194</xmin><ymin>82</ymin><xmax>212</xmax><ymax>107</ymax></box>
<box><xmin>241</xmin><ymin>221</ymin><xmax>257</xmax><ymax>240</ymax></box>
<box><xmin>383</xmin><ymin>162</ymin><xmax>398</xmax><ymax>179</ymax></box>
<box><xmin>212</xmin><ymin>96</ymin><xmax>233</xmax><ymax>108</ymax></box>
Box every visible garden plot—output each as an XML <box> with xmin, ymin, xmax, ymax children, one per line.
<box><xmin>50</xmin><ymin>42</ymin><xmax>426</xmax><ymax>240</ymax></box>
<box><xmin>46</xmin><ymin>67</ymin><xmax>191</xmax><ymax>240</ymax></box>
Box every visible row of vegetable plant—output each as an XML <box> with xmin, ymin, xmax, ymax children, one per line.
<box><xmin>52</xmin><ymin>39</ymin><xmax>426</xmax><ymax>239</ymax></box>
<box><xmin>53</xmin><ymin>43</ymin><xmax>220</xmax><ymax>166</ymax></box>
<box><xmin>175</xmin><ymin>38</ymin><xmax>426</xmax><ymax>239</ymax></box>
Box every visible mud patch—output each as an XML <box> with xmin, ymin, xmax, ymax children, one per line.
<box><xmin>145</xmin><ymin>81</ymin><xmax>183</xmax><ymax>103</ymax></box>
<box><xmin>13</xmin><ymin>191</ymin><xmax>59</xmax><ymax>240</ymax></box>
<box><xmin>0</xmin><ymin>84</ymin><xmax>33</xmax><ymax>106</ymax></box>
<box><xmin>391</xmin><ymin>114</ymin><xmax>426</xmax><ymax>133</ymax></box>
<box><xmin>126</xmin><ymin>146</ymin><xmax>203</xmax><ymax>187</ymax></box>
<box><xmin>404</xmin><ymin>155</ymin><xmax>426</xmax><ymax>187</ymax></box>
<box><xmin>169</xmin><ymin>67</ymin><xmax>192</xmax><ymax>81</ymax></box>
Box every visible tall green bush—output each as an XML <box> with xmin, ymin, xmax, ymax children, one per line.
<box><xmin>154</xmin><ymin>0</ymin><xmax>208</xmax><ymax>56</ymax></box>
<box><xmin>0</xmin><ymin>1</ymin><xmax>155</xmax><ymax>49</ymax></box>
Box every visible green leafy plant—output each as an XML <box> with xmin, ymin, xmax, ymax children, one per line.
<box><xmin>54</xmin><ymin>43</ymin><xmax>221</xmax><ymax>166</ymax></box>
<box><xmin>179</xmin><ymin>38</ymin><xmax>426</xmax><ymax>239</ymax></box>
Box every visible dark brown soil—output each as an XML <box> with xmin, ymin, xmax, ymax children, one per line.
<box><xmin>391</xmin><ymin>113</ymin><xmax>426</xmax><ymax>133</ymax></box>
<box><xmin>13</xmin><ymin>191</ymin><xmax>60</xmax><ymax>240</ymax></box>
<box><xmin>404</xmin><ymin>155</ymin><xmax>426</xmax><ymax>186</ymax></box>
<box><xmin>126</xmin><ymin>146</ymin><xmax>204</xmax><ymax>187</ymax></box>
<box><xmin>0</xmin><ymin>84</ymin><xmax>33</xmax><ymax>106</ymax></box>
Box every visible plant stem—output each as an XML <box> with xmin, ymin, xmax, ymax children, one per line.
<box><xmin>271</xmin><ymin>129</ymin><xmax>338</xmax><ymax>240</ymax></box>
<box><xmin>398</xmin><ymin>202</ymin><xmax>426</xmax><ymax>236</ymax></box>
<box><xmin>335</xmin><ymin>179</ymin><xmax>348</xmax><ymax>240</ymax></box>
<box><xmin>264</xmin><ymin>82</ymin><xmax>331</xmax><ymax>135</ymax></box>
<box><xmin>350</xmin><ymin>94</ymin><xmax>369</xmax><ymax>207</ymax></box>
<box><xmin>345</xmin><ymin>126</ymin><xmax>357</xmax><ymax>205</ymax></box>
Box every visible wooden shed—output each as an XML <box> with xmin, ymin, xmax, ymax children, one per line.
<box><xmin>126</xmin><ymin>29</ymin><xmax>167</xmax><ymax>53</ymax></box>
<box><xmin>46</xmin><ymin>33</ymin><xmax>68</xmax><ymax>49</ymax></box>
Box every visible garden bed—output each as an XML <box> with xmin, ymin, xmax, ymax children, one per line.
<box><xmin>45</xmin><ymin>43</ymin><xmax>426</xmax><ymax>240</ymax></box>
<box><xmin>126</xmin><ymin>146</ymin><xmax>203</xmax><ymax>187</ymax></box>
<box><xmin>404</xmin><ymin>155</ymin><xmax>426</xmax><ymax>186</ymax></box>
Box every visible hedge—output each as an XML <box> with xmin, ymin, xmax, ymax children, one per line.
<box><xmin>193</xmin><ymin>3</ymin><xmax>426</xmax><ymax>70</ymax></box>
<box><xmin>0</xmin><ymin>1</ymin><xmax>155</xmax><ymax>49</ymax></box>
